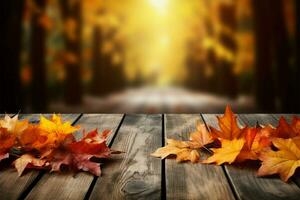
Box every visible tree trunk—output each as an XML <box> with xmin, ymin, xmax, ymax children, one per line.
<box><xmin>90</xmin><ymin>26</ymin><xmax>124</xmax><ymax>96</ymax></box>
<box><xmin>111</xmin><ymin>43</ymin><xmax>126</xmax><ymax>92</ymax></box>
<box><xmin>185</xmin><ymin>55</ymin><xmax>207</xmax><ymax>91</ymax></box>
<box><xmin>251</xmin><ymin>0</ymin><xmax>276</xmax><ymax>111</ymax></box>
<box><xmin>31</xmin><ymin>0</ymin><xmax>47</xmax><ymax>112</ymax></box>
<box><xmin>90</xmin><ymin>25</ymin><xmax>108</xmax><ymax>96</ymax></box>
<box><xmin>269</xmin><ymin>0</ymin><xmax>293</xmax><ymax>112</ymax></box>
<box><xmin>295</xmin><ymin>0</ymin><xmax>300</xmax><ymax>112</ymax></box>
<box><xmin>0</xmin><ymin>0</ymin><xmax>24</xmax><ymax>113</ymax></box>
<box><xmin>60</xmin><ymin>0</ymin><xmax>82</xmax><ymax>105</ymax></box>
<box><xmin>216</xmin><ymin>2</ymin><xmax>238</xmax><ymax>98</ymax></box>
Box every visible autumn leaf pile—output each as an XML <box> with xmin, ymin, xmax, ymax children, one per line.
<box><xmin>152</xmin><ymin>106</ymin><xmax>300</xmax><ymax>182</ymax></box>
<box><xmin>0</xmin><ymin>114</ymin><xmax>113</xmax><ymax>176</ymax></box>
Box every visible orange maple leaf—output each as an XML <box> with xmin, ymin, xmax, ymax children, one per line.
<box><xmin>67</xmin><ymin>129</ymin><xmax>111</xmax><ymax>157</ymax></box>
<box><xmin>210</xmin><ymin>105</ymin><xmax>244</xmax><ymax>140</ymax></box>
<box><xmin>236</xmin><ymin>126</ymin><xmax>272</xmax><ymax>162</ymax></box>
<box><xmin>273</xmin><ymin>117</ymin><xmax>300</xmax><ymax>139</ymax></box>
<box><xmin>291</xmin><ymin>116</ymin><xmax>300</xmax><ymax>134</ymax></box>
<box><xmin>257</xmin><ymin>138</ymin><xmax>300</xmax><ymax>182</ymax></box>
<box><xmin>0</xmin><ymin>128</ymin><xmax>16</xmax><ymax>162</ymax></box>
<box><xmin>19</xmin><ymin>124</ymin><xmax>48</xmax><ymax>150</ymax></box>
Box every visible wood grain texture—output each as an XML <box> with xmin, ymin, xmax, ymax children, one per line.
<box><xmin>164</xmin><ymin>114</ymin><xmax>235</xmax><ymax>200</ymax></box>
<box><xmin>0</xmin><ymin>114</ymin><xmax>80</xmax><ymax>200</ymax></box>
<box><xmin>202</xmin><ymin>114</ymin><xmax>300</xmax><ymax>200</ymax></box>
<box><xmin>89</xmin><ymin>114</ymin><xmax>162</xmax><ymax>200</ymax></box>
<box><xmin>25</xmin><ymin>114</ymin><xmax>124</xmax><ymax>200</ymax></box>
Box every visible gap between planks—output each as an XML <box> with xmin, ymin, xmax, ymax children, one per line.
<box><xmin>200</xmin><ymin>114</ymin><xmax>239</xmax><ymax>200</ymax></box>
<box><xmin>87</xmin><ymin>114</ymin><xmax>162</xmax><ymax>200</ymax></box>
<box><xmin>164</xmin><ymin>114</ymin><xmax>235</xmax><ymax>200</ymax></box>
<box><xmin>83</xmin><ymin>114</ymin><xmax>126</xmax><ymax>200</ymax></box>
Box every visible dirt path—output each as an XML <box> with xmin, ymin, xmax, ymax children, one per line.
<box><xmin>49</xmin><ymin>86</ymin><xmax>255</xmax><ymax>113</ymax></box>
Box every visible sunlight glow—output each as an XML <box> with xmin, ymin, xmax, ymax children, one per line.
<box><xmin>84</xmin><ymin>0</ymin><xmax>205</xmax><ymax>85</ymax></box>
<box><xmin>149</xmin><ymin>0</ymin><xmax>169</xmax><ymax>12</ymax></box>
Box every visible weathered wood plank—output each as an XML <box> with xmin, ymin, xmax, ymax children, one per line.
<box><xmin>164</xmin><ymin>114</ymin><xmax>235</xmax><ymax>200</ymax></box>
<box><xmin>0</xmin><ymin>114</ymin><xmax>80</xmax><ymax>200</ymax></box>
<box><xmin>0</xmin><ymin>113</ymin><xmax>16</xmax><ymax>118</ymax></box>
<box><xmin>89</xmin><ymin>114</ymin><xmax>162</xmax><ymax>200</ymax></box>
<box><xmin>25</xmin><ymin>114</ymin><xmax>123</xmax><ymax>200</ymax></box>
<box><xmin>202</xmin><ymin>114</ymin><xmax>300</xmax><ymax>200</ymax></box>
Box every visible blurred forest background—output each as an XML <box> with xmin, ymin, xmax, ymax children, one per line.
<box><xmin>0</xmin><ymin>0</ymin><xmax>299</xmax><ymax>113</ymax></box>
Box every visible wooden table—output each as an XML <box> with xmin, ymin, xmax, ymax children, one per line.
<box><xmin>1</xmin><ymin>113</ymin><xmax>300</xmax><ymax>200</ymax></box>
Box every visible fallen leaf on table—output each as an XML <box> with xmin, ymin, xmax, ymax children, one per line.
<box><xmin>151</xmin><ymin>139</ymin><xmax>200</xmax><ymax>163</ymax></box>
<box><xmin>37</xmin><ymin>114</ymin><xmax>80</xmax><ymax>151</ymax></box>
<box><xmin>151</xmin><ymin>121</ymin><xmax>213</xmax><ymax>163</ymax></box>
<box><xmin>258</xmin><ymin>138</ymin><xmax>300</xmax><ymax>182</ymax></box>
<box><xmin>273</xmin><ymin>117</ymin><xmax>300</xmax><ymax>139</ymax></box>
<box><xmin>0</xmin><ymin>115</ymin><xmax>28</xmax><ymax>136</ymax></box>
<box><xmin>46</xmin><ymin>129</ymin><xmax>113</xmax><ymax>176</ymax></box>
<box><xmin>48</xmin><ymin>150</ymin><xmax>72</xmax><ymax>172</ymax></box>
<box><xmin>14</xmin><ymin>154</ymin><xmax>46</xmax><ymax>176</ymax></box>
<box><xmin>236</xmin><ymin>126</ymin><xmax>272</xmax><ymax>162</ymax></box>
<box><xmin>203</xmin><ymin>138</ymin><xmax>245</xmax><ymax>165</ymax></box>
<box><xmin>19</xmin><ymin>124</ymin><xmax>48</xmax><ymax>150</ymax></box>
<box><xmin>72</xmin><ymin>154</ymin><xmax>101</xmax><ymax>176</ymax></box>
<box><xmin>291</xmin><ymin>116</ymin><xmax>300</xmax><ymax>134</ymax></box>
<box><xmin>39</xmin><ymin>114</ymin><xmax>80</xmax><ymax>136</ymax></box>
<box><xmin>0</xmin><ymin>114</ymin><xmax>117</xmax><ymax>176</ymax></box>
<box><xmin>0</xmin><ymin>128</ymin><xmax>16</xmax><ymax>162</ymax></box>
<box><xmin>209</xmin><ymin>105</ymin><xmax>244</xmax><ymax>140</ymax></box>
<box><xmin>67</xmin><ymin>129</ymin><xmax>112</xmax><ymax>158</ymax></box>
<box><xmin>48</xmin><ymin>150</ymin><xmax>102</xmax><ymax>176</ymax></box>
<box><xmin>189</xmin><ymin>121</ymin><xmax>213</xmax><ymax>148</ymax></box>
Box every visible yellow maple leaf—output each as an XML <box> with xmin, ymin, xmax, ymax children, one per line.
<box><xmin>30</xmin><ymin>114</ymin><xmax>80</xmax><ymax>152</ymax></box>
<box><xmin>39</xmin><ymin>114</ymin><xmax>80</xmax><ymax>135</ymax></box>
<box><xmin>0</xmin><ymin>114</ymin><xmax>28</xmax><ymax>136</ymax></box>
<box><xmin>257</xmin><ymin>138</ymin><xmax>300</xmax><ymax>182</ymax></box>
<box><xmin>203</xmin><ymin>138</ymin><xmax>245</xmax><ymax>165</ymax></box>
<box><xmin>151</xmin><ymin>139</ymin><xmax>200</xmax><ymax>163</ymax></box>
